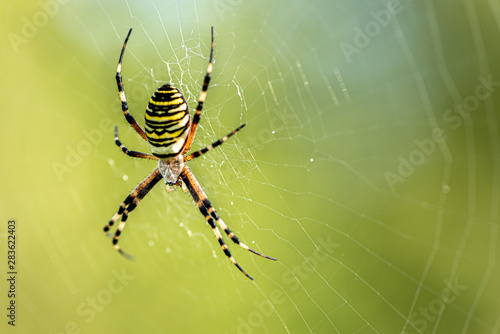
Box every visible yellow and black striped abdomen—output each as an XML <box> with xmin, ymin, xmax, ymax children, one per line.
<box><xmin>145</xmin><ymin>84</ymin><xmax>191</xmax><ymax>159</ymax></box>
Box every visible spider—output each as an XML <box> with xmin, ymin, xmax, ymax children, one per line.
<box><xmin>103</xmin><ymin>27</ymin><xmax>276</xmax><ymax>280</ymax></box>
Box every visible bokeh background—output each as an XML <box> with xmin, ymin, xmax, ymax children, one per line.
<box><xmin>1</xmin><ymin>0</ymin><xmax>500</xmax><ymax>333</ymax></box>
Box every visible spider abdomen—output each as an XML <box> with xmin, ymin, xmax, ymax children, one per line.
<box><xmin>145</xmin><ymin>83</ymin><xmax>191</xmax><ymax>159</ymax></box>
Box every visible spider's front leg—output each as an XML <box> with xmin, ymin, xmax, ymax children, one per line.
<box><xmin>104</xmin><ymin>168</ymin><xmax>162</xmax><ymax>259</ymax></box>
<box><xmin>180</xmin><ymin>165</ymin><xmax>277</xmax><ymax>280</ymax></box>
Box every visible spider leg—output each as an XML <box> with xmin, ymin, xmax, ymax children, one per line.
<box><xmin>115</xmin><ymin>126</ymin><xmax>158</xmax><ymax>160</ymax></box>
<box><xmin>182</xmin><ymin>26</ymin><xmax>214</xmax><ymax>154</ymax></box>
<box><xmin>181</xmin><ymin>165</ymin><xmax>275</xmax><ymax>280</ymax></box>
<box><xmin>181</xmin><ymin>166</ymin><xmax>253</xmax><ymax>279</ymax></box>
<box><xmin>184</xmin><ymin>130</ymin><xmax>276</xmax><ymax>261</ymax></box>
<box><xmin>205</xmin><ymin>204</ymin><xmax>277</xmax><ymax>261</ymax></box>
<box><xmin>116</xmin><ymin>28</ymin><xmax>148</xmax><ymax>141</ymax></box>
<box><xmin>104</xmin><ymin>168</ymin><xmax>162</xmax><ymax>259</ymax></box>
<box><xmin>185</xmin><ymin>124</ymin><xmax>246</xmax><ymax>162</ymax></box>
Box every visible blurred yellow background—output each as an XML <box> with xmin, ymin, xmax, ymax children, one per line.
<box><xmin>1</xmin><ymin>0</ymin><xmax>499</xmax><ymax>333</ymax></box>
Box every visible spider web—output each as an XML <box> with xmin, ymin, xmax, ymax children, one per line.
<box><xmin>2</xmin><ymin>0</ymin><xmax>499</xmax><ymax>333</ymax></box>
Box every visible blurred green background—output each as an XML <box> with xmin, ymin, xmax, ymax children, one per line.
<box><xmin>1</xmin><ymin>0</ymin><xmax>500</xmax><ymax>333</ymax></box>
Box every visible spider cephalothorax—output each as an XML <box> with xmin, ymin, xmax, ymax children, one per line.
<box><xmin>103</xmin><ymin>27</ymin><xmax>276</xmax><ymax>280</ymax></box>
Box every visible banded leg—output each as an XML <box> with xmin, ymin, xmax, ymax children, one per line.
<box><xmin>116</xmin><ymin>28</ymin><xmax>148</xmax><ymax>141</ymax></box>
<box><xmin>181</xmin><ymin>166</ymin><xmax>252</xmax><ymax>279</ymax></box>
<box><xmin>205</xmin><ymin>202</ymin><xmax>277</xmax><ymax>261</ymax></box>
<box><xmin>104</xmin><ymin>168</ymin><xmax>162</xmax><ymax>259</ymax></box>
<box><xmin>185</xmin><ymin>124</ymin><xmax>246</xmax><ymax>162</ymax></box>
<box><xmin>183</xmin><ymin>26</ymin><xmax>214</xmax><ymax>154</ymax></box>
<box><xmin>184</xmin><ymin>164</ymin><xmax>276</xmax><ymax>260</ymax></box>
<box><xmin>181</xmin><ymin>165</ymin><xmax>276</xmax><ymax>280</ymax></box>
<box><xmin>115</xmin><ymin>126</ymin><xmax>158</xmax><ymax>160</ymax></box>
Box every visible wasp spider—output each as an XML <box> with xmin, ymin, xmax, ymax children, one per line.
<box><xmin>103</xmin><ymin>27</ymin><xmax>276</xmax><ymax>280</ymax></box>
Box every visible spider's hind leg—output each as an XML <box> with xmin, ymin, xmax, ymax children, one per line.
<box><xmin>115</xmin><ymin>28</ymin><xmax>148</xmax><ymax>141</ymax></box>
